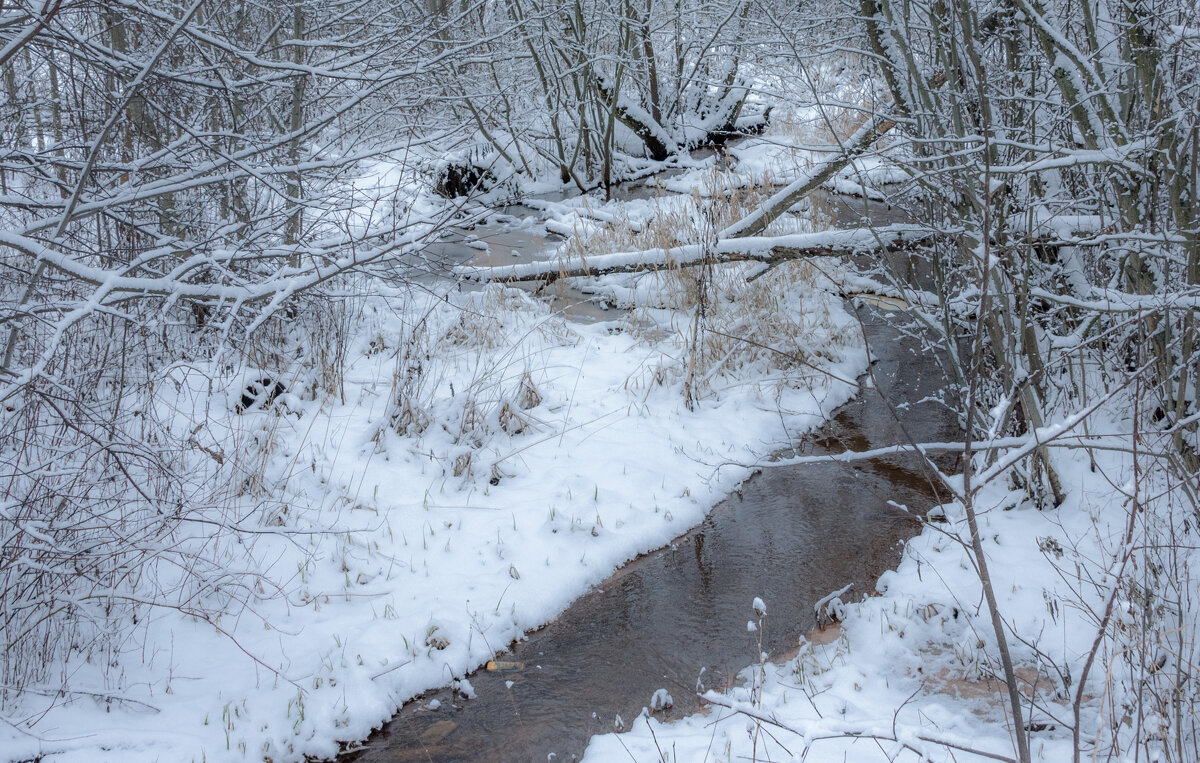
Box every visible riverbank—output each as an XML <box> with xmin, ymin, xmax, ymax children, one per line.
<box><xmin>348</xmin><ymin>309</ymin><xmax>958</xmax><ymax>761</ymax></box>
<box><xmin>582</xmin><ymin>366</ymin><xmax>1185</xmax><ymax>763</ymax></box>
<box><xmin>1</xmin><ymin>160</ymin><xmax>870</xmax><ymax>761</ymax></box>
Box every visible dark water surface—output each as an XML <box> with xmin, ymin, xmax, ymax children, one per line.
<box><xmin>347</xmin><ymin>307</ymin><xmax>958</xmax><ymax>762</ymax></box>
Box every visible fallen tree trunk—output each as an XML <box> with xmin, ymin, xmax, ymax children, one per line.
<box><xmin>719</xmin><ymin>114</ymin><xmax>899</xmax><ymax>239</ymax></box>
<box><xmin>592</xmin><ymin>75</ymin><xmax>676</xmax><ymax>162</ymax></box>
<box><xmin>720</xmin><ymin>72</ymin><xmax>946</xmax><ymax>239</ymax></box>
<box><xmin>454</xmin><ymin>225</ymin><xmax>934</xmax><ymax>283</ymax></box>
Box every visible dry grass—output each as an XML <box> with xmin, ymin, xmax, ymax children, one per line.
<box><xmin>442</xmin><ymin>283</ymin><xmax>576</xmax><ymax>350</ymax></box>
<box><xmin>370</xmin><ymin>286</ymin><xmax>563</xmax><ymax>479</ymax></box>
<box><xmin>771</xmin><ymin>103</ymin><xmax>869</xmax><ymax>145</ymax></box>
<box><xmin>557</xmin><ymin>165</ymin><xmax>852</xmax><ymax>405</ymax></box>
<box><xmin>681</xmin><ymin>259</ymin><xmax>848</xmax><ymax>388</ymax></box>
<box><xmin>561</xmin><ymin>169</ymin><xmax>791</xmax><ymax>262</ymax></box>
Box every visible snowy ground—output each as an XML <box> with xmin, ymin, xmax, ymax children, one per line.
<box><xmin>1</xmin><ymin>126</ymin><xmax>874</xmax><ymax>762</ymax></box>
<box><xmin>8</xmin><ymin>97</ymin><xmax>1179</xmax><ymax>763</ymax></box>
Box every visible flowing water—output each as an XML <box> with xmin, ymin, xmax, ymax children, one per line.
<box><xmin>419</xmin><ymin>212</ymin><xmax>618</xmax><ymax>323</ymax></box>
<box><xmin>348</xmin><ymin>310</ymin><xmax>957</xmax><ymax>762</ymax></box>
<box><xmin>348</xmin><ymin>184</ymin><xmax>955</xmax><ymax>761</ymax></box>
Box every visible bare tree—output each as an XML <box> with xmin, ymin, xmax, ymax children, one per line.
<box><xmin>428</xmin><ymin>0</ymin><xmax>771</xmax><ymax>195</ymax></box>
<box><xmin>854</xmin><ymin>0</ymin><xmax>1200</xmax><ymax>759</ymax></box>
<box><xmin>0</xmin><ymin>0</ymin><xmax>471</xmax><ymax>710</ymax></box>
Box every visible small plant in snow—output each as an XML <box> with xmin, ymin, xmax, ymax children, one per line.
<box><xmin>749</xmin><ymin>596</ymin><xmax>768</xmax><ymax>708</ymax></box>
<box><xmin>814</xmin><ymin>583</ymin><xmax>852</xmax><ymax>629</ymax></box>
<box><xmin>649</xmin><ymin>688</ymin><xmax>673</xmax><ymax>712</ymax></box>
<box><xmin>424</xmin><ymin>625</ymin><xmax>450</xmax><ymax>651</ymax></box>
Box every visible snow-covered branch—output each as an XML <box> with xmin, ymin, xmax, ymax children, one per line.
<box><xmin>455</xmin><ymin>225</ymin><xmax>933</xmax><ymax>283</ymax></box>
<box><xmin>703</xmin><ymin>693</ymin><xmax>1018</xmax><ymax>762</ymax></box>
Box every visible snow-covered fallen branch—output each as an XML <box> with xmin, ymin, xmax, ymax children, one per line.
<box><xmin>747</xmin><ymin>432</ymin><xmax>1162</xmax><ymax>473</ymax></box>
<box><xmin>454</xmin><ymin>224</ymin><xmax>934</xmax><ymax>283</ymax></box>
<box><xmin>1029</xmin><ymin>286</ymin><xmax>1200</xmax><ymax>313</ymax></box>
<box><xmin>702</xmin><ymin>692</ymin><xmax>1018</xmax><ymax>763</ymax></box>
<box><xmin>718</xmin><ymin>114</ymin><xmax>902</xmax><ymax>239</ymax></box>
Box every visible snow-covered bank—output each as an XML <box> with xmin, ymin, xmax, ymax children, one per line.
<box><xmin>0</xmin><ymin>218</ymin><xmax>866</xmax><ymax>762</ymax></box>
<box><xmin>582</xmin><ymin>419</ymin><xmax>1196</xmax><ymax>762</ymax></box>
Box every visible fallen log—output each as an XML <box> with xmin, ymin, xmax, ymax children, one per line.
<box><xmin>721</xmin><ymin>73</ymin><xmax>945</xmax><ymax>239</ymax></box>
<box><xmin>719</xmin><ymin>114</ymin><xmax>901</xmax><ymax>239</ymax></box>
<box><xmin>454</xmin><ymin>225</ymin><xmax>934</xmax><ymax>284</ymax></box>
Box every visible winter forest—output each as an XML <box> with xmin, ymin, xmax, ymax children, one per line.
<box><xmin>1</xmin><ymin>0</ymin><xmax>1198</xmax><ymax>760</ymax></box>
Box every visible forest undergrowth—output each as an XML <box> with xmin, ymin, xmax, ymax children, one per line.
<box><xmin>2</xmin><ymin>1</ymin><xmax>1198</xmax><ymax>761</ymax></box>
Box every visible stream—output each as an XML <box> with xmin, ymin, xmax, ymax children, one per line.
<box><xmin>348</xmin><ymin>187</ymin><xmax>958</xmax><ymax>762</ymax></box>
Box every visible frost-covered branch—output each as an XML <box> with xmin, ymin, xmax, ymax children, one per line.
<box><xmin>703</xmin><ymin>693</ymin><xmax>1018</xmax><ymax>763</ymax></box>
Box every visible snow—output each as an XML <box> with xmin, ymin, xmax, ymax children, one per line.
<box><xmin>453</xmin><ymin>678</ymin><xmax>476</xmax><ymax>700</ymax></box>
<box><xmin>8</xmin><ymin>73</ymin><xmax>1191</xmax><ymax>763</ymax></box>
<box><xmin>0</xmin><ymin>185</ymin><xmax>866</xmax><ymax>761</ymax></box>
<box><xmin>649</xmin><ymin>688</ymin><xmax>673</xmax><ymax>712</ymax></box>
<box><xmin>581</xmin><ymin>411</ymin><xmax>1191</xmax><ymax>763</ymax></box>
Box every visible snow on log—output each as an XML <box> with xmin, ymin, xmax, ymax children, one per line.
<box><xmin>593</xmin><ymin>75</ymin><xmax>676</xmax><ymax>162</ymax></box>
<box><xmin>454</xmin><ymin>225</ymin><xmax>933</xmax><ymax>283</ymax></box>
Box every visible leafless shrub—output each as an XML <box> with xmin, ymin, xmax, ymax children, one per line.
<box><xmin>0</xmin><ymin>319</ymin><xmax>279</xmax><ymax>707</ymax></box>
<box><xmin>383</xmin><ymin>316</ymin><xmax>438</xmax><ymax>438</ymax></box>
